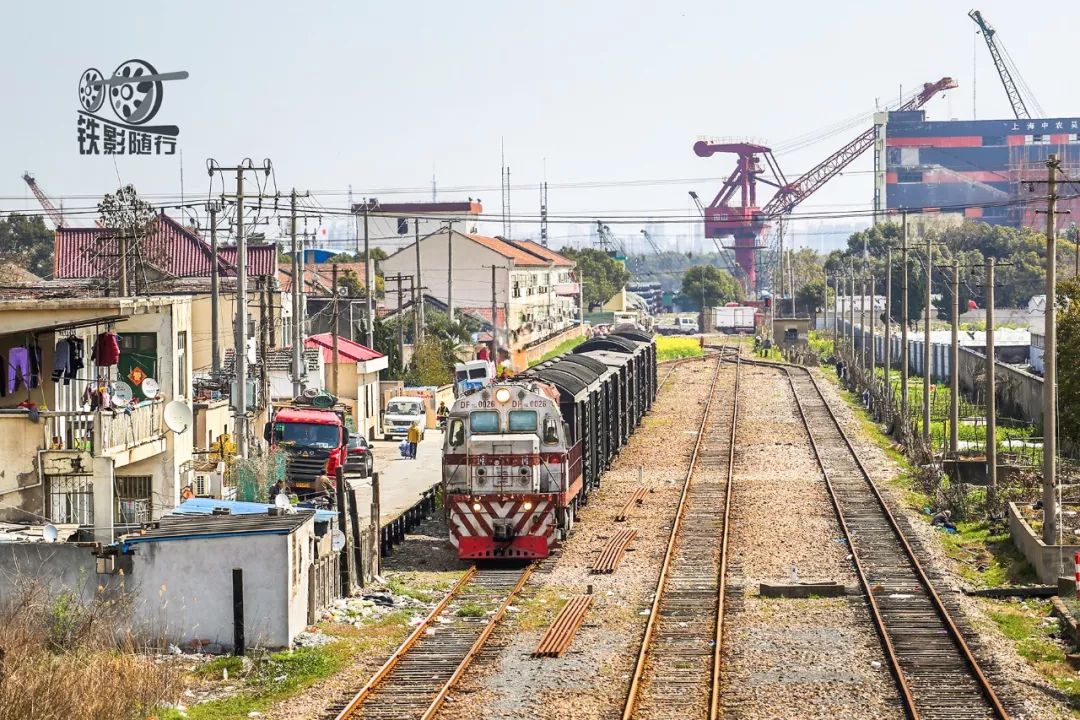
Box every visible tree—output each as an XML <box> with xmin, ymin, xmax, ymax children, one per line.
<box><xmin>0</xmin><ymin>213</ymin><xmax>53</xmax><ymax>278</ymax></box>
<box><xmin>336</xmin><ymin>268</ymin><xmax>364</xmax><ymax>297</ymax></box>
<box><xmin>795</xmin><ymin>278</ymin><xmax>827</xmax><ymax>316</ymax></box>
<box><xmin>678</xmin><ymin>265</ymin><xmax>743</xmax><ymax>310</ymax></box>
<box><xmin>1058</xmin><ymin>276</ymin><xmax>1080</xmax><ymax>450</ymax></box>
<box><xmin>97</xmin><ymin>185</ymin><xmax>162</xmax><ymax>294</ymax></box>
<box><xmin>560</xmin><ymin>247</ymin><xmax>631</xmax><ymax>311</ymax></box>
<box><xmin>404</xmin><ymin>337</ymin><xmax>454</xmax><ymax>386</ymax></box>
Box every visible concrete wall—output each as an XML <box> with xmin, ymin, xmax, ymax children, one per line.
<box><xmin>194</xmin><ymin>400</ymin><xmax>233</xmax><ymax>451</ymax></box>
<box><xmin>381</xmin><ymin>231</ymin><xmax>505</xmax><ymax>310</ymax></box>
<box><xmin>958</xmin><ymin>347</ymin><xmax>1044</xmax><ymax>426</ymax></box>
<box><xmin>0</xmin><ymin>543</ymin><xmax>127</xmax><ymax>605</ymax></box>
<box><xmin>0</xmin><ymin>415</ymin><xmax>47</xmax><ymax>520</ymax></box>
<box><xmin>1008</xmin><ymin>502</ymin><xmax>1080</xmax><ymax>584</ymax></box>
<box><xmin>130</xmin><ymin>530</ymin><xmax>300</xmax><ymax>648</ymax></box>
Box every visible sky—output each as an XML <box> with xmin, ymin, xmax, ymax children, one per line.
<box><xmin>1</xmin><ymin>0</ymin><xmax>1077</xmax><ymax>251</ymax></box>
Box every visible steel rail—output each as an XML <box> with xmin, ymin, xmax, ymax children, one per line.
<box><xmin>419</xmin><ymin>565</ymin><xmax>535</xmax><ymax>720</ymax></box>
<box><xmin>621</xmin><ymin>348</ymin><xmax>733</xmax><ymax>720</ymax></box>
<box><xmin>709</xmin><ymin>351</ymin><xmax>740</xmax><ymax>720</ymax></box>
<box><xmin>773</xmin><ymin>359</ymin><xmax>1009</xmax><ymax>720</ymax></box>
<box><xmin>332</xmin><ymin>567</ymin><xmax>478</xmax><ymax>720</ymax></box>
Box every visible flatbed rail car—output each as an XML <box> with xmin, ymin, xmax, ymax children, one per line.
<box><xmin>442</xmin><ymin>326</ymin><xmax>657</xmax><ymax>560</ymax></box>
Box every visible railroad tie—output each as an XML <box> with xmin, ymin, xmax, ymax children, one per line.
<box><xmin>533</xmin><ymin>595</ymin><xmax>594</xmax><ymax>657</ymax></box>
<box><xmin>591</xmin><ymin>529</ymin><xmax>637</xmax><ymax>574</ymax></box>
<box><xmin>615</xmin><ymin>487</ymin><xmax>649</xmax><ymax>522</ymax></box>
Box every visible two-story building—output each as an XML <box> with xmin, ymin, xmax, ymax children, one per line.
<box><xmin>0</xmin><ymin>289</ymin><xmax>194</xmax><ymax>542</ymax></box>
<box><xmin>379</xmin><ymin>230</ymin><xmax>579</xmax><ymax>368</ymax></box>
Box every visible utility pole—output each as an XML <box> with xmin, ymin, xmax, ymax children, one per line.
<box><xmin>259</xmin><ymin>277</ymin><xmax>269</xmax><ymax>417</ymax></box>
<box><xmin>330</xmin><ymin>264</ymin><xmax>339</xmax><ymax>397</ymax></box>
<box><xmin>923</xmin><ymin>232</ymin><xmax>932</xmax><ymax>443</ymax></box>
<box><xmin>986</xmin><ymin>257</ymin><xmax>997</xmax><ymax>508</ymax></box>
<box><xmin>848</xmin><ymin>262</ymin><xmax>855</xmax><ymax>363</ymax></box>
<box><xmin>446</xmin><ymin>221</ymin><xmax>455</xmax><ymax>320</ymax></box>
<box><xmin>488</xmin><ymin>265</ymin><xmax>498</xmax><ymax>362</ymax></box>
<box><xmin>209</xmin><ymin>203</ymin><xmax>221</xmax><ymax>375</ymax></box>
<box><xmin>410</xmin><ymin>276</ymin><xmax>420</xmax><ymax>349</ymax></box>
<box><xmin>1043</xmin><ymin>154</ymin><xmax>1061</xmax><ymax>544</ymax></box>
<box><xmin>832</xmin><ymin>274</ymin><xmax>839</xmax><ymax>348</ymax></box>
<box><xmin>823</xmin><ymin>274</ymin><xmax>829</xmax><ymax>341</ymax></box>
<box><xmin>290</xmin><ymin>190</ymin><xmax>304</xmax><ymax>397</ymax></box>
<box><xmin>885</xmin><ymin>247</ymin><xmax>892</xmax><ymax>406</ymax></box>
<box><xmin>414</xmin><ymin>219</ymin><xmax>425</xmax><ymax>343</ymax></box>
<box><xmin>860</xmin><ymin>275</ymin><xmax>868</xmax><ymax>370</ymax></box>
<box><xmin>363</xmin><ymin>201</ymin><xmax>374</xmax><ymax>348</ymax></box>
<box><xmin>901</xmin><ymin>214</ymin><xmax>910</xmax><ymax>420</ymax></box>
<box><xmin>950</xmin><ymin>260</ymin><xmax>960</xmax><ymax>455</ymax></box>
<box><xmin>869</xmin><ymin>274</ymin><xmax>876</xmax><ymax>382</ymax></box>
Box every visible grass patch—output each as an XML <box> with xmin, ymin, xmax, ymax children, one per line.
<box><xmin>159</xmin><ymin>642</ymin><xmax>356</xmax><ymax>720</ymax></box>
<box><xmin>530</xmin><ymin>334</ymin><xmax>587</xmax><ymax>367</ymax></box>
<box><xmin>512</xmin><ymin>588</ymin><xmax>569</xmax><ymax>632</ymax></box>
<box><xmin>656</xmin><ymin>335</ymin><xmax>703</xmax><ymax>361</ymax></box>
<box><xmin>384</xmin><ymin>571</ymin><xmax>463</xmax><ymax>604</ymax></box>
<box><xmin>454</xmin><ymin>602</ymin><xmax>488</xmax><ymax>618</ymax></box>
<box><xmin>938</xmin><ymin>521</ymin><xmax>1038</xmax><ymax>588</ymax></box>
<box><xmin>986</xmin><ymin>601</ymin><xmax>1080</xmax><ymax>709</ymax></box>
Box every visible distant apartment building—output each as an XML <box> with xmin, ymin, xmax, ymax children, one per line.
<box><xmin>379</xmin><ymin>230</ymin><xmax>579</xmax><ymax>367</ymax></box>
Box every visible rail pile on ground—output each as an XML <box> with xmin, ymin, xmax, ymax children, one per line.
<box><xmin>623</xmin><ymin>352</ymin><xmax>738</xmax><ymax>720</ymax></box>
<box><xmin>331</xmin><ymin>566</ymin><xmax>532</xmax><ymax>720</ymax></box>
<box><xmin>533</xmin><ymin>595</ymin><xmax>594</xmax><ymax>657</ymax></box>
<box><xmin>591</xmin><ymin>529</ymin><xmax>638</xmax><ymax>574</ymax></box>
<box><xmin>784</xmin><ymin>365</ymin><xmax>1009</xmax><ymax>720</ymax></box>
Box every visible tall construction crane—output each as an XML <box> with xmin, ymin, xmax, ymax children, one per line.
<box><xmin>693</xmin><ymin>76</ymin><xmax>957</xmax><ymax>291</ymax></box>
<box><xmin>22</xmin><ymin>173</ymin><xmax>67</xmax><ymax>229</ymax></box>
<box><xmin>968</xmin><ymin>10</ymin><xmax>1042</xmax><ymax>120</ymax></box>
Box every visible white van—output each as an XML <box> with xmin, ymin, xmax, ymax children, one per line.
<box><xmin>677</xmin><ymin>316</ymin><xmax>700</xmax><ymax>334</ymax></box>
<box><xmin>382</xmin><ymin>396</ymin><xmax>426</xmax><ymax>441</ymax></box>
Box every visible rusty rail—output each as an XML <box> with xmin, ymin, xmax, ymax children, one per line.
<box><xmin>621</xmin><ymin>350</ymin><xmax>732</xmax><ymax>720</ymax></box>
<box><xmin>615</xmin><ymin>486</ymin><xmax>648</xmax><ymax>522</ymax></box>
<box><xmin>533</xmin><ymin>594</ymin><xmax>594</xmax><ymax>657</ymax></box>
<box><xmin>591</xmin><ymin>528</ymin><xmax>638</xmax><ymax>574</ymax></box>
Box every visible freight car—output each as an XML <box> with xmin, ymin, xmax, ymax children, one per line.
<box><xmin>442</xmin><ymin>325</ymin><xmax>657</xmax><ymax>559</ymax></box>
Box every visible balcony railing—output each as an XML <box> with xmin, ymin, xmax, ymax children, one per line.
<box><xmin>31</xmin><ymin>401</ymin><xmax>165</xmax><ymax>457</ymax></box>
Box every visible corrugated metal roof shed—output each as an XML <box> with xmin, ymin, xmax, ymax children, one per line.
<box><xmin>121</xmin><ymin>509</ymin><xmax>314</xmax><ymax>547</ymax></box>
<box><xmin>172</xmin><ymin>498</ymin><xmax>336</xmax><ymax>522</ymax></box>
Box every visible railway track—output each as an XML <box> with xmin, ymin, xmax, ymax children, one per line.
<box><xmin>780</xmin><ymin>363</ymin><xmax>1010</xmax><ymax>720</ymax></box>
<box><xmin>622</xmin><ymin>348</ymin><xmax>739</xmax><ymax>720</ymax></box>
<box><xmin>329</xmin><ymin>566</ymin><xmax>532</xmax><ymax>720</ymax></box>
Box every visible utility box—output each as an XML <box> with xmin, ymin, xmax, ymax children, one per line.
<box><xmin>773</xmin><ymin>318</ymin><xmax>811</xmax><ymax>350</ymax></box>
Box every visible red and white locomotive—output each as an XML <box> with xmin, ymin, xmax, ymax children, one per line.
<box><xmin>442</xmin><ymin>382</ymin><xmax>580</xmax><ymax>559</ymax></box>
<box><xmin>443</xmin><ymin>325</ymin><xmax>657</xmax><ymax>560</ymax></box>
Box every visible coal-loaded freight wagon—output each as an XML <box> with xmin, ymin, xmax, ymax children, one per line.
<box><xmin>442</xmin><ymin>325</ymin><xmax>657</xmax><ymax>559</ymax></box>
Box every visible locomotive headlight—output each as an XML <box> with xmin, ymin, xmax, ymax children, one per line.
<box><xmin>519</xmin><ymin>467</ymin><xmax>529</xmax><ymax>476</ymax></box>
<box><xmin>477</xmin><ymin>468</ymin><xmax>486</xmax><ymax>476</ymax></box>
<box><xmin>522</xmin><ymin>502</ymin><xmax>533</xmax><ymax>511</ymax></box>
<box><xmin>495</xmin><ymin>387</ymin><xmax>511</xmax><ymax>403</ymax></box>
<box><xmin>472</xmin><ymin>502</ymin><xmax>482</xmax><ymax>511</ymax></box>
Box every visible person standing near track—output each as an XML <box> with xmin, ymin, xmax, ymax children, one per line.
<box><xmin>406</xmin><ymin>421</ymin><xmax>421</xmax><ymax>460</ymax></box>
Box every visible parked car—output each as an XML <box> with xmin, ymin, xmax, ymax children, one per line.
<box><xmin>345</xmin><ymin>433</ymin><xmax>373</xmax><ymax>477</ymax></box>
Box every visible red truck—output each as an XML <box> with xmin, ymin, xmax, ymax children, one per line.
<box><xmin>265</xmin><ymin>401</ymin><xmax>349</xmax><ymax>497</ymax></box>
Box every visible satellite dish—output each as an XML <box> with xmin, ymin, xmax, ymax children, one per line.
<box><xmin>142</xmin><ymin>378</ymin><xmax>159</xmax><ymax>399</ymax></box>
<box><xmin>163</xmin><ymin>401</ymin><xmax>192</xmax><ymax>433</ymax></box>
<box><xmin>42</xmin><ymin>524</ymin><xmax>58</xmax><ymax>543</ymax></box>
<box><xmin>274</xmin><ymin>493</ymin><xmax>291</xmax><ymax>509</ymax></box>
<box><xmin>111</xmin><ymin>382</ymin><xmax>133</xmax><ymax>404</ymax></box>
<box><xmin>331</xmin><ymin>529</ymin><xmax>346</xmax><ymax>552</ymax></box>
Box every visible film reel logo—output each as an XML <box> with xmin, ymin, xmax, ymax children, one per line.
<box><xmin>77</xmin><ymin>59</ymin><xmax>188</xmax><ymax>155</ymax></box>
<box><xmin>79</xmin><ymin>60</ymin><xmax>187</xmax><ymax>125</ymax></box>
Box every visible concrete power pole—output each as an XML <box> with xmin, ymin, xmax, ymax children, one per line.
<box><xmin>860</xmin><ymin>276</ymin><xmax>868</xmax><ymax>370</ymax></box>
<box><xmin>332</xmin><ymin>264</ymin><xmax>340</xmax><ymax>397</ymax></box>
<box><xmin>414</xmin><ymin>219</ymin><xmax>425</xmax><ymax>343</ymax></box>
<box><xmin>950</xmin><ymin>260</ymin><xmax>960</xmax><ymax>455</ymax></box>
<box><xmin>489</xmin><ymin>265</ymin><xmax>498</xmax><ymax>362</ymax></box>
<box><xmin>885</xmin><ymin>247</ymin><xmax>892</xmax><ymax>407</ymax></box>
<box><xmin>923</xmin><ymin>232</ymin><xmax>932</xmax><ymax>444</ymax></box>
<box><xmin>210</xmin><ymin>203</ymin><xmax>221</xmax><ymax>376</ymax></box>
<box><xmin>986</xmin><ymin>257</ymin><xmax>997</xmax><ymax>508</ymax></box>
<box><xmin>901</xmin><ymin>215</ymin><xmax>910</xmax><ymax>421</ymax></box>
<box><xmin>363</xmin><ymin>202</ymin><xmax>374</xmax><ymax>348</ymax></box>
<box><xmin>832</xmin><ymin>274</ymin><xmax>839</xmax><ymax>348</ymax></box>
<box><xmin>447</xmin><ymin>222</ymin><xmax>455</xmax><ymax>320</ymax></box>
<box><xmin>290</xmin><ymin>190</ymin><xmax>303</xmax><ymax>397</ymax></box>
<box><xmin>849</xmin><ymin>263</ymin><xmax>855</xmax><ymax>364</ymax></box>
<box><xmin>1043</xmin><ymin>154</ymin><xmax>1061</xmax><ymax>544</ymax></box>
<box><xmin>869</xmin><ymin>275</ymin><xmax>876</xmax><ymax>382</ymax></box>
<box><xmin>234</xmin><ymin>167</ymin><xmax>248</xmax><ymax>457</ymax></box>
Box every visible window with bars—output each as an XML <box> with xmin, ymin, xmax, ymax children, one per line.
<box><xmin>47</xmin><ymin>476</ymin><xmax>94</xmax><ymax>526</ymax></box>
<box><xmin>116</xmin><ymin>475</ymin><xmax>153</xmax><ymax>525</ymax></box>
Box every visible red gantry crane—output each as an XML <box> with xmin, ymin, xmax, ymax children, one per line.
<box><xmin>22</xmin><ymin>173</ymin><xmax>67</xmax><ymax>229</ymax></box>
<box><xmin>968</xmin><ymin>10</ymin><xmax>1043</xmax><ymax>121</ymax></box>
<box><xmin>693</xmin><ymin>77</ymin><xmax>957</xmax><ymax>291</ymax></box>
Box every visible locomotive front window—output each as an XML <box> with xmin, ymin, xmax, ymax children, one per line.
<box><xmin>470</xmin><ymin>411</ymin><xmax>500</xmax><ymax>433</ymax></box>
<box><xmin>508</xmin><ymin>410</ymin><xmax>537</xmax><ymax>432</ymax></box>
<box><xmin>448</xmin><ymin>418</ymin><xmax>465</xmax><ymax>447</ymax></box>
<box><xmin>542</xmin><ymin>417</ymin><xmax>559</xmax><ymax>445</ymax></box>
<box><xmin>468</xmin><ymin>368</ymin><xmax>488</xmax><ymax>379</ymax></box>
